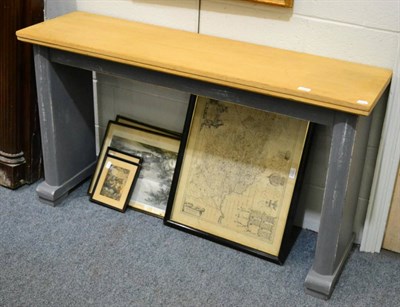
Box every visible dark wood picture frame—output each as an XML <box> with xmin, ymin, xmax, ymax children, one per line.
<box><xmin>164</xmin><ymin>96</ymin><xmax>311</xmax><ymax>263</ymax></box>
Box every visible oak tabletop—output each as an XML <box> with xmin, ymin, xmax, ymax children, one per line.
<box><xmin>16</xmin><ymin>11</ymin><xmax>392</xmax><ymax>116</ymax></box>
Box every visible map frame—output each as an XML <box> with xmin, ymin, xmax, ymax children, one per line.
<box><xmin>165</xmin><ymin>96</ymin><xmax>310</xmax><ymax>263</ymax></box>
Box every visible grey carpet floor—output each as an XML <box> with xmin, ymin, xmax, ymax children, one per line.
<box><xmin>1</xmin><ymin>180</ymin><xmax>399</xmax><ymax>307</ymax></box>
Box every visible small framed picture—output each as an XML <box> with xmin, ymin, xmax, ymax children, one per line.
<box><xmin>91</xmin><ymin>153</ymin><xmax>141</xmax><ymax>212</ymax></box>
<box><xmin>88</xmin><ymin>120</ymin><xmax>181</xmax><ymax>217</ymax></box>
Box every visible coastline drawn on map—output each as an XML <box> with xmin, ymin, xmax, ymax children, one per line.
<box><xmin>166</xmin><ymin>96</ymin><xmax>309</xmax><ymax>258</ymax></box>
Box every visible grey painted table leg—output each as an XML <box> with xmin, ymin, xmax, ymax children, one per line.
<box><xmin>33</xmin><ymin>46</ymin><xmax>96</xmax><ymax>205</ymax></box>
<box><xmin>304</xmin><ymin>112</ymin><xmax>372</xmax><ymax>299</ymax></box>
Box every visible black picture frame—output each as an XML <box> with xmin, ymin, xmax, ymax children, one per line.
<box><xmin>106</xmin><ymin>146</ymin><xmax>143</xmax><ymax>166</ymax></box>
<box><xmin>88</xmin><ymin>120</ymin><xmax>181</xmax><ymax>217</ymax></box>
<box><xmin>90</xmin><ymin>150</ymin><xmax>141</xmax><ymax>212</ymax></box>
<box><xmin>164</xmin><ymin>96</ymin><xmax>312</xmax><ymax>264</ymax></box>
<box><xmin>115</xmin><ymin>115</ymin><xmax>182</xmax><ymax>139</ymax></box>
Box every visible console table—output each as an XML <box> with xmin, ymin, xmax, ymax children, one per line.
<box><xmin>16</xmin><ymin>11</ymin><xmax>392</xmax><ymax>299</ymax></box>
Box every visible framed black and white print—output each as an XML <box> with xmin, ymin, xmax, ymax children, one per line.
<box><xmin>88</xmin><ymin>121</ymin><xmax>181</xmax><ymax>217</ymax></box>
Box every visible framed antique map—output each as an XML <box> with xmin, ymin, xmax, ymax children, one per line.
<box><xmin>165</xmin><ymin>96</ymin><xmax>309</xmax><ymax>262</ymax></box>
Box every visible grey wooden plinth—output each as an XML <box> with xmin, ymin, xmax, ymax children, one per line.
<box><xmin>36</xmin><ymin>161</ymin><xmax>97</xmax><ymax>206</ymax></box>
<box><xmin>305</xmin><ymin>233</ymin><xmax>355</xmax><ymax>299</ymax></box>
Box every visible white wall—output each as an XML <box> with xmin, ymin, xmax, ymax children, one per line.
<box><xmin>45</xmin><ymin>0</ymin><xmax>400</xmax><ymax>243</ymax></box>
<box><xmin>199</xmin><ymin>0</ymin><xmax>398</xmax><ymax>68</ymax></box>
<box><xmin>45</xmin><ymin>0</ymin><xmax>200</xmax><ymax>30</ymax></box>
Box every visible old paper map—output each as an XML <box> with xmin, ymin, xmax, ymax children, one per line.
<box><xmin>170</xmin><ymin>97</ymin><xmax>309</xmax><ymax>256</ymax></box>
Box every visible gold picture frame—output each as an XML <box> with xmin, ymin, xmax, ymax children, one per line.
<box><xmin>247</xmin><ymin>0</ymin><xmax>293</xmax><ymax>8</ymax></box>
<box><xmin>91</xmin><ymin>154</ymin><xmax>141</xmax><ymax>212</ymax></box>
<box><xmin>165</xmin><ymin>96</ymin><xmax>309</xmax><ymax>263</ymax></box>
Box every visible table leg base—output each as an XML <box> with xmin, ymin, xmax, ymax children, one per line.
<box><xmin>37</xmin><ymin>192</ymin><xmax>69</xmax><ymax>207</ymax></box>
<box><xmin>36</xmin><ymin>161</ymin><xmax>97</xmax><ymax>205</ymax></box>
<box><xmin>304</xmin><ymin>233</ymin><xmax>354</xmax><ymax>299</ymax></box>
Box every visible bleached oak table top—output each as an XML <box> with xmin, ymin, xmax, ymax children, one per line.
<box><xmin>16</xmin><ymin>11</ymin><xmax>392</xmax><ymax>116</ymax></box>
